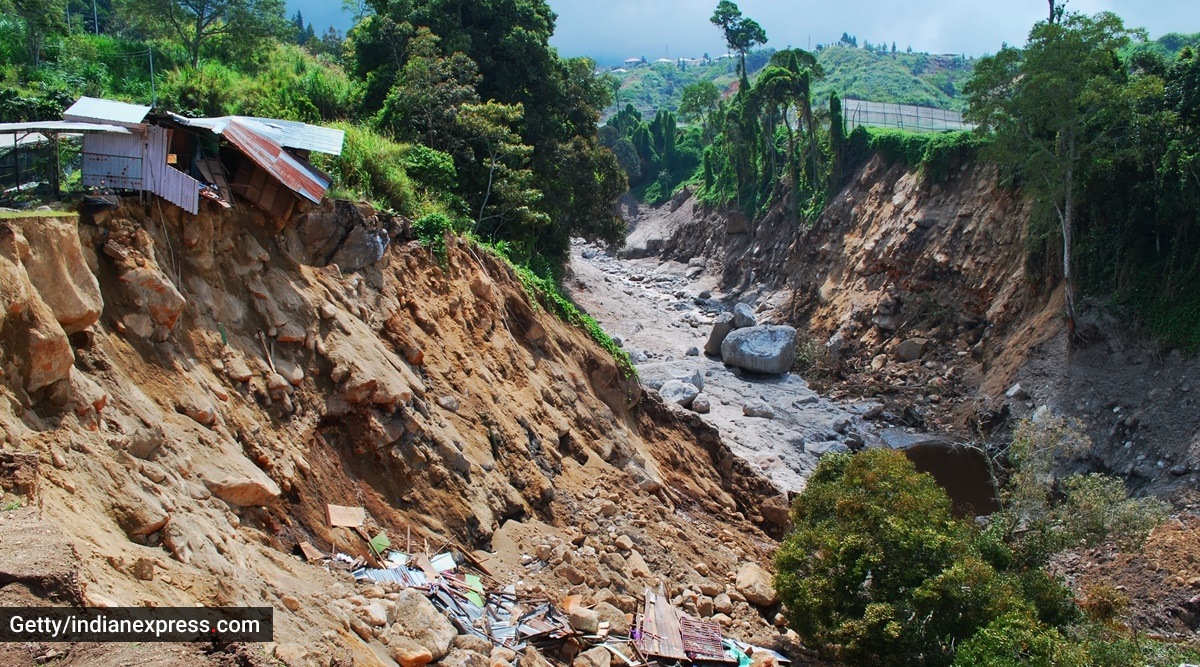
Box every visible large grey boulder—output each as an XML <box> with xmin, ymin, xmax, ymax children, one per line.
<box><xmin>704</xmin><ymin>313</ymin><xmax>735</xmax><ymax>356</ymax></box>
<box><xmin>659</xmin><ymin>380</ymin><xmax>699</xmax><ymax>408</ymax></box>
<box><xmin>732</xmin><ymin>303</ymin><xmax>757</xmax><ymax>328</ymax></box>
<box><xmin>387</xmin><ymin>588</ymin><xmax>458</xmax><ymax>660</ymax></box>
<box><xmin>720</xmin><ymin>326</ymin><xmax>797</xmax><ymax>375</ymax></box>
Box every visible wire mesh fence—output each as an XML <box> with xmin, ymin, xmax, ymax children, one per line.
<box><xmin>844</xmin><ymin>99</ymin><xmax>975</xmax><ymax>133</ymax></box>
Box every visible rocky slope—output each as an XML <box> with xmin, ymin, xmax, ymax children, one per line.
<box><xmin>0</xmin><ymin>201</ymin><xmax>790</xmax><ymax>666</ymax></box>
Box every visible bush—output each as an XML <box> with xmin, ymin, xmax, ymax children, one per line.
<box><xmin>776</xmin><ymin>449</ymin><xmax>1016</xmax><ymax>666</ymax></box>
<box><xmin>953</xmin><ymin>613</ymin><xmax>1084</xmax><ymax>667</ymax></box>
<box><xmin>311</xmin><ymin>123</ymin><xmax>417</xmax><ymax>215</ymax></box>
<box><xmin>412</xmin><ymin>212</ymin><xmax>456</xmax><ymax>259</ymax></box>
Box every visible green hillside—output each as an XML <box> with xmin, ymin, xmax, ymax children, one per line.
<box><xmin>611</xmin><ymin>43</ymin><xmax>975</xmax><ymax>119</ymax></box>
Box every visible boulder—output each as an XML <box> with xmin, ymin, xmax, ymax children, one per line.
<box><xmin>573</xmin><ymin>647</ymin><xmax>611</xmax><ymax>667</ymax></box>
<box><xmin>687</xmin><ymin>370</ymin><xmax>705</xmax><ymax>392</ymax></box>
<box><xmin>391</xmin><ymin>638</ymin><xmax>435</xmax><ymax>667</ymax></box>
<box><xmin>440</xmin><ymin>649</ymin><xmax>489</xmax><ymax>667</ymax></box>
<box><xmin>329</xmin><ymin>225</ymin><xmax>389</xmax><ymax>273</ymax></box>
<box><xmin>732</xmin><ymin>303</ymin><xmax>757</xmax><ymax>328</ymax></box>
<box><xmin>894</xmin><ymin>338</ymin><xmax>929</xmax><ymax>362</ymax></box>
<box><xmin>659</xmin><ymin>380</ymin><xmax>699</xmax><ymax>408</ymax></box>
<box><xmin>742</xmin><ymin>400</ymin><xmax>775</xmax><ymax>419</ymax></box>
<box><xmin>388</xmin><ymin>588</ymin><xmax>458</xmax><ymax>660</ymax></box>
<box><xmin>735</xmin><ymin>563</ymin><xmax>779</xmax><ymax>607</ymax></box>
<box><xmin>691</xmin><ymin>395</ymin><xmax>711</xmax><ymax>414</ymax></box>
<box><xmin>720</xmin><ymin>326</ymin><xmax>797</xmax><ymax>375</ymax></box>
<box><xmin>713</xmin><ymin>593</ymin><xmax>733</xmax><ymax>615</ymax></box>
<box><xmin>760</xmin><ymin>495</ymin><xmax>791</xmax><ymax>529</ymax></box>
<box><xmin>626</xmin><ymin>549</ymin><xmax>652</xmax><ymax>578</ymax></box>
<box><xmin>453</xmin><ymin>635</ymin><xmax>494</xmax><ymax>655</ymax></box>
<box><xmin>569</xmin><ymin>608</ymin><xmax>600</xmax><ymax>634</ymax></box>
<box><xmin>593</xmin><ymin>601</ymin><xmax>630</xmax><ymax>636</ymax></box>
<box><xmin>12</xmin><ymin>216</ymin><xmax>102</xmax><ymax>334</ymax></box>
<box><xmin>704</xmin><ymin>313</ymin><xmax>735</xmax><ymax>356</ymax></box>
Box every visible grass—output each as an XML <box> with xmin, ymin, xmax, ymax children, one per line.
<box><xmin>0</xmin><ymin>209</ymin><xmax>77</xmax><ymax>219</ymax></box>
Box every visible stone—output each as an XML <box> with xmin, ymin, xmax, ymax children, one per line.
<box><xmin>720</xmin><ymin>326</ymin><xmax>798</xmax><ymax>375</ymax></box>
<box><xmin>713</xmin><ymin>593</ymin><xmax>733</xmax><ymax>615</ymax></box>
<box><xmin>808</xmin><ymin>440</ymin><xmax>850</xmax><ymax>457</ymax></box>
<box><xmin>704</xmin><ymin>314</ymin><xmax>735</xmax><ymax>356</ymax></box>
<box><xmin>438</xmin><ymin>396</ymin><xmax>460</xmax><ymax>412</ymax></box>
<box><xmin>274</xmin><ymin>643</ymin><xmax>320</xmax><ymax>667</ymax></box>
<box><xmin>894</xmin><ymin>338</ymin><xmax>930</xmax><ymax>362</ymax></box>
<box><xmin>330</xmin><ymin>225</ymin><xmax>389</xmax><ymax>272</ymax></box>
<box><xmin>694</xmin><ymin>562</ymin><xmax>710</xmax><ymax>576</ymax></box>
<box><xmin>615</xmin><ymin>534</ymin><xmax>634</xmax><ymax>551</ymax></box>
<box><xmin>440</xmin><ymin>649</ymin><xmax>489</xmax><ymax>667</ymax></box>
<box><xmin>627</xmin><ymin>549</ymin><xmax>652</xmax><ymax>578</ymax></box>
<box><xmin>598</xmin><ymin>499</ymin><xmax>619</xmax><ymax>517</ymax></box>
<box><xmin>453</xmin><ymin>635</ymin><xmax>494</xmax><ymax>655</ymax></box>
<box><xmin>519</xmin><ymin>648</ymin><xmax>553</xmax><ymax>667</ymax></box>
<box><xmin>388</xmin><ymin>588</ymin><xmax>458</xmax><ymax>660</ymax></box>
<box><xmin>742</xmin><ymin>400</ymin><xmax>774</xmax><ymax>419</ymax></box>
<box><xmin>176</xmin><ymin>396</ymin><xmax>218</xmax><ymax>427</ymax></box>
<box><xmin>696</xmin><ymin>595</ymin><xmax>714</xmax><ymax>617</ymax></box>
<box><xmin>686</xmin><ymin>347</ymin><xmax>700</xmax><ymax>356</ymax></box>
<box><xmin>362</xmin><ymin>600</ymin><xmax>390</xmax><ymax>627</ymax></box>
<box><xmin>390</xmin><ymin>637</ymin><xmax>435</xmax><ymax>667</ymax></box>
<box><xmin>871</xmin><ymin>354</ymin><xmax>888</xmax><ymax>371</ymax></box>
<box><xmin>132</xmin><ymin>557</ymin><xmax>155</xmax><ymax>581</ymax></box>
<box><xmin>593</xmin><ymin>601</ymin><xmax>630</xmax><ymax>636</ymax></box>
<box><xmin>760</xmin><ymin>495</ymin><xmax>791</xmax><ymax>529</ymax></box>
<box><xmin>197</xmin><ymin>455</ymin><xmax>281</xmax><ymax>507</ymax></box>
<box><xmin>225</xmin><ymin>356</ymin><xmax>254</xmax><ymax>382</ymax></box>
<box><xmin>732</xmin><ymin>303</ymin><xmax>757</xmax><ymax>328</ymax></box>
<box><xmin>574</xmin><ymin>647</ymin><xmax>611</xmax><ymax>667</ymax></box>
<box><xmin>735</xmin><ymin>563</ymin><xmax>779</xmax><ymax>607</ymax></box>
<box><xmin>1005</xmin><ymin>383</ymin><xmax>1030</xmax><ymax>400</ymax></box>
<box><xmin>557</xmin><ymin>564</ymin><xmax>586</xmax><ymax>585</ymax></box>
<box><xmin>691</xmin><ymin>396</ymin><xmax>711</xmax><ymax>414</ymax></box>
<box><xmin>281</xmin><ymin>594</ymin><xmax>301</xmax><ymax>612</ymax></box>
<box><xmin>11</xmin><ymin>216</ymin><xmax>103</xmax><ymax>334</ymax></box>
<box><xmin>711</xmin><ymin>613</ymin><xmax>732</xmax><ymax>627</ymax></box>
<box><xmin>659</xmin><ymin>380</ymin><xmax>699</xmax><ymax>408</ymax></box>
<box><xmin>569</xmin><ymin>608</ymin><xmax>600</xmax><ymax>634</ymax></box>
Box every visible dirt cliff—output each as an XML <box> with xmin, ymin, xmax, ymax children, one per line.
<box><xmin>0</xmin><ymin>201</ymin><xmax>787</xmax><ymax>666</ymax></box>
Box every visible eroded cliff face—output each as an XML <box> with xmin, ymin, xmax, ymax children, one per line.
<box><xmin>0</xmin><ymin>201</ymin><xmax>785</xmax><ymax>666</ymax></box>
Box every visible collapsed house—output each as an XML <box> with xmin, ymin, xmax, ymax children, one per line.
<box><xmin>0</xmin><ymin>96</ymin><xmax>344</xmax><ymax>220</ymax></box>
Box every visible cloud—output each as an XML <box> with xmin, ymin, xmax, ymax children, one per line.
<box><xmin>547</xmin><ymin>0</ymin><xmax>1200</xmax><ymax>64</ymax></box>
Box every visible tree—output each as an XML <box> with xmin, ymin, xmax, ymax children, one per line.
<box><xmin>374</xmin><ymin>27</ymin><xmax>480</xmax><ymax>154</ymax></box>
<box><xmin>131</xmin><ymin>0</ymin><xmax>288</xmax><ymax>67</ymax></box>
<box><xmin>678</xmin><ymin>80</ymin><xmax>720</xmax><ymax>136</ymax></box>
<box><xmin>456</xmin><ymin>101</ymin><xmax>546</xmax><ymax>244</ymax></box>
<box><xmin>341</xmin><ymin>0</ymin><xmax>370</xmax><ymax>25</ymax></box>
<box><xmin>709</xmin><ymin>0</ymin><xmax>767</xmax><ymax>78</ymax></box>
<box><xmin>965</xmin><ymin>11</ymin><xmax>1135</xmax><ymax>338</ymax></box>
<box><xmin>11</xmin><ymin>0</ymin><xmax>67</xmax><ymax>65</ymax></box>
<box><xmin>776</xmin><ymin>449</ymin><xmax>1016</xmax><ymax>666</ymax></box>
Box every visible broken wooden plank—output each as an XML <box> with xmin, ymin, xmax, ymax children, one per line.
<box><xmin>326</xmin><ymin>503</ymin><xmax>366</xmax><ymax>527</ymax></box>
<box><xmin>297</xmin><ymin>541</ymin><xmax>325</xmax><ymax>562</ymax></box>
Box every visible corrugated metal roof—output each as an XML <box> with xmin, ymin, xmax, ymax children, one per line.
<box><xmin>63</xmin><ymin>97</ymin><xmax>151</xmax><ymax>127</ymax></box>
<box><xmin>172</xmin><ymin>114</ymin><xmax>343</xmax><ymax>155</ymax></box>
<box><xmin>220</xmin><ymin>118</ymin><xmax>330</xmax><ymax>203</ymax></box>
<box><xmin>0</xmin><ymin>121</ymin><xmax>131</xmax><ymax>135</ymax></box>
<box><xmin>0</xmin><ymin>133</ymin><xmax>50</xmax><ymax>147</ymax></box>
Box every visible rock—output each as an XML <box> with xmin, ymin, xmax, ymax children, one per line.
<box><xmin>704</xmin><ymin>314</ymin><xmax>735</xmax><ymax>356</ymax></box>
<box><xmin>25</xmin><ymin>306</ymin><xmax>74</xmax><ymax>393</ymax></box>
<box><xmin>697</xmin><ymin>595</ymin><xmax>714</xmax><ymax>617</ymax></box>
<box><xmin>732</xmin><ymin>303</ymin><xmax>757</xmax><ymax>328</ymax></box>
<box><xmin>694</xmin><ymin>562</ymin><xmax>710</xmax><ymax>576</ymax></box>
<box><xmin>894</xmin><ymin>338</ymin><xmax>930</xmax><ymax>362</ymax></box>
<box><xmin>225</xmin><ymin>356</ymin><xmax>254</xmax><ymax>382</ymax></box>
<box><xmin>615</xmin><ymin>534</ymin><xmax>634</xmax><ymax>551</ymax></box>
<box><xmin>438</xmin><ymin>395</ymin><xmax>461</xmax><ymax>412</ymax></box>
<box><xmin>659</xmin><ymin>380</ymin><xmax>699</xmax><ymax>408</ymax></box>
<box><xmin>760</xmin><ymin>495</ymin><xmax>791</xmax><ymax>529</ymax></box>
<box><xmin>593</xmin><ymin>601</ymin><xmax>630</xmax><ymax>636</ymax></box>
<box><xmin>453</xmin><ymin>635</ymin><xmax>494</xmax><ymax>655</ymax></box>
<box><xmin>132</xmin><ymin>557</ymin><xmax>155</xmax><ymax>581</ymax></box>
<box><xmin>440</xmin><ymin>649</ymin><xmax>489</xmax><ymax>667</ymax></box>
<box><xmin>871</xmin><ymin>354</ymin><xmax>888</xmax><ymax>371</ymax></box>
<box><xmin>1005</xmin><ymin>383</ymin><xmax>1029</xmax><ymax>400</ymax></box>
<box><xmin>807</xmin><ymin>441</ymin><xmax>850</xmax><ymax>457</ymax></box>
<box><xmin>197</xmin><ymin>456</ymin><xmax>281</xmax><ymax>507</ymax></box>
<box><xmin>711</xmin><ymin>613</ymin><xmax>732</xmax><ymax>627</ymax></box>
<box><xmin>176</xmin><ymin>396</ymin><xmax>218</xmax><ymax>427</ymax></box>
<box><xmin>14</xmin><ymin>218</ymin><xmax>103</xmax><ymax>334</ymax></box>
<box><xmin>713</xmin><ymin>593</ymin><xmax>733</xmax><ymax>615</ymax></box>
<box><xmin>742</xmin><ymin>400</ymin><xmax>775</xmax><ymax>419</ymax></box>
<box><xmin>274</xmin><ymin>643</ymin><xmax>321</xmax><ymax>667</ymax></box>
<box><xmin>720</xmin><ymin>326</ymin><xmax>798</xmax><ymax>375</ymax></box>
<box><xmin>69</xmin><ymin>368</ymin><xmax>108</xmax><ymax>415</ymax></box>
<box><xmin>598</xmin><ymin>499</ymin><xmax>619</xmax><ymax>517</ymax></box>
<box><xmin>557</xmin><ymin>564</ymin><xmax>586</xmax><ymax>585</ymax></box>
<box><xmin>390</xmin><ymin>637</ymin><xmax>435</xmax><ymax>667</ymax></box>
<box><xmin>574</xmin><ymin>647</ymin><xmax>611</xmax><ymax>667</ymax></box>
<box><xmin>569</xmin><ymin>608</ymin><xmax>600</xmax><ymax>634</ymax></box>
<box><xmin>361</xmin><ymin>600</ymin><xmax>389</xmax><ymax>627</ymax></box>
<box><xmin>627</xmin><ymin>549</ymin><xmax>652</xmax><ymax>578</ymax></box>
<box><xmin>735</xmin><ymin>563</ymin><xmax>779</xmax><ymax>607</ymax></box>
<box><xmin>330</xmin><ymin>225</ymin><xmax>389</xmax><ymax>272</ymax></box>
<box><xmin>388</xmin><ymin>588</ymin><xmax>458</xmax><ymax>660</ymax></box>
<box><xmin>281</xmin><ymin>594</ymin><xmax>301</xmax><ymax>612</ymax></box>
<box><xmin>519</xmin><ymin>648</ymin><xmax>553</xmax><ymax>667</ymax></box>
<box><xmin>686</xmin><ymin>347</ymin><xmax>700</xmax><ymax>356</ymax></box>
<box><xmin>691</xmin><ymin>395</ymin><xmax>711</xmax><ymax>414</ymax></box>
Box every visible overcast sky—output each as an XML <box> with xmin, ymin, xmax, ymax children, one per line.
<box><xmin>292</xmin><ymin>1</ymin><xmax>1200</xmax><ymax>64</ymax></box>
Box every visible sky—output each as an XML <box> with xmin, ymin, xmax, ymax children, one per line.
<box><xmin>289</xmin><ymin>1</ymin><xmax>1200</xmax><ymax>64</ymax></box>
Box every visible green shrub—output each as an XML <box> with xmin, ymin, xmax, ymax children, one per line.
<box><xmin>412</xmin><ymin>212</ymin><xmax>456</xmax><ymax>259</ymax></box>
<box><xmin>311</xmin><ymin>123</ymin><xmax>417</xmax><ymax>215</ymax></box>
<box><xmin>953</xmin><ymin>613</ymin><xmax>1084</xmax><ymax>667</ymax></box>
<box><xmin>401</xmin><ymin>144</ymin><xmax>457</xmax><ymax>193</ymax></box>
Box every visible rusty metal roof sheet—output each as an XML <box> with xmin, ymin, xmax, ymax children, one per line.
<box><xmin>219</xmin><ymin>118</ymin><xmax>330</xmax><ymax>203</ymax></box>
<box><xmin>0</xmin><ymin>121</ymin><xmax>132</xmax><ymax>135</ymax></box>
<box><xmin>63</xmin><ymin>97</ymin><xmax>151</xmax><ymax>127</ymax></box>
<box><xmin>173</xmin><ymin>115</ymin><xmax>343</xmax><ymax>155</ymax></box>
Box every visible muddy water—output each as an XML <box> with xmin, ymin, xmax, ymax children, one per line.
<box><xmin>902</xmin><ymin>443</ymin><xmax>999</xmax><ymax>517</ymax></box>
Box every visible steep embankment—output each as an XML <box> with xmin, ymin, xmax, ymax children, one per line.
<box><xmin>626</xmin><ymin>155</ymin><xmax>1200</xmax><ymax>499</ymax></box>
<box><xmin>0</xmin><ymin>201</ymin><xmax>787</xmax><ymax>666</ymax></box>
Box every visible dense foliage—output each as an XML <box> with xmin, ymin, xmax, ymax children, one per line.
<box><xmin>776</xmin><ymin>422</ymin><xmax>1180</xmax><ymax>667</ymax></box>
<box><xmin>967</xmin><ymin>13</ymin><xmax>1200</xmax><ymax>349</ymax></box>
